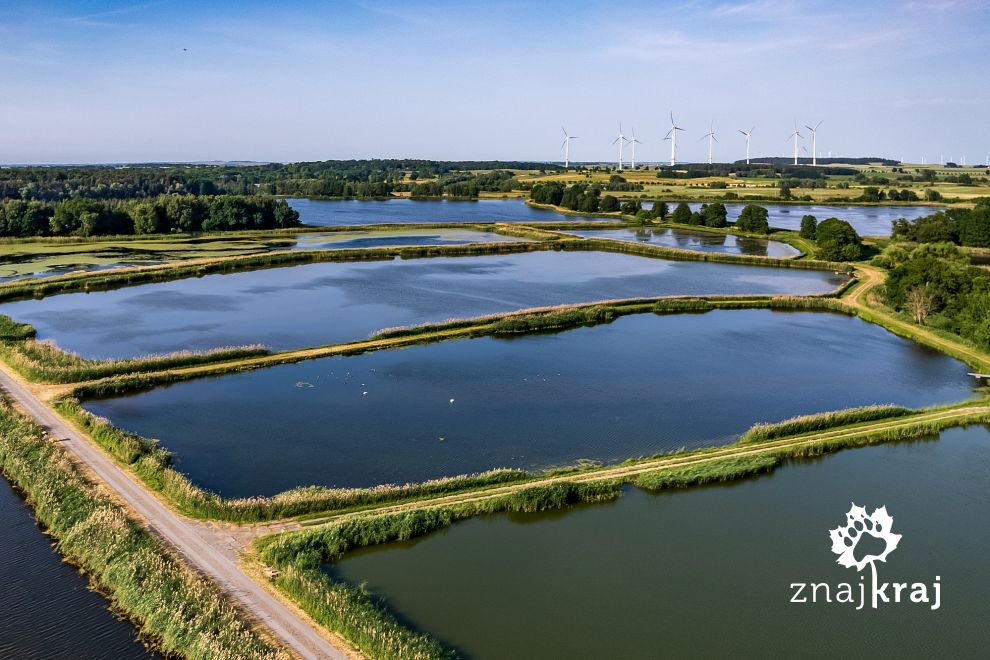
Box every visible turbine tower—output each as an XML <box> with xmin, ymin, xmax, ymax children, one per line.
<box><xmin>628</xmin><ymin>128</ymin><xmax>642</xmax><ymax>169</ymax></box>
<box><xmin>664</xmin><ymin>113</ymin><xmax>685</xmax><ymax>166</ymax></box>
<box><xmin>612</xmin><ymin>123</ymin><xmax>627</xmax><ymax>170</ymax></box>
<box><xmin>561</xmin><ymin>127</ymin><xmax>578</xmax><ymax>168</ymax></box>
<box><xmin>700</xmin><ymin>121</ymin><xmax>718</xmax><ymax>165</ymax></box>
<box><xmin>805</xmin><ymin>121</ymin><xmax>823</xmax><ymax>166</ymax></box>
<box><xmin>787</xmin><ymin>122</ymin><xmax>803</xmax><ymax>166</ymax></box>
<box><xmin>738</xmin><ymin>126</ymin><xmax>755</xmax><ymax>165</ymax></box>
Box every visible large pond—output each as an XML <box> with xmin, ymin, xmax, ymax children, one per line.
<box><xmin>1</xmin><ymin>251</ymin><xmax>847</xmax><ymax>359</ymax></box>
<box><xmin>328</xmin><ymin>426</ymin><xmax>990</xmax><ymax>658</ymax></box>
<box><xmin>84</xmin><ymin>311</ymin><xmax>972</xmax><ymax>497</ymax></box>
<box><xmin>0</xmin><ymin>476</ymin><xmax>157</xmax><ymax>658</ymax></box>
<box><xmin>0</xmin><ymin>229</ymin><xmax>524</xmax><ymax>284</ymax></box>
<box><xmin>289</xmin><ymin>197</ymin><xmax>583</xmax><ymax>225</ymax></box>
<box><xmin>289</xmin><ymin>197</ymin><xmax>940</xmax><ymax>236</ymax></box>
<box><xmin>644</xmin><ymin>201</ymin><xmax>939</xmax><ymax>236</ymax></box>
<box><xmin>567</xmin><ymin>227</ymin><xmax>800</xmax><ymax>258</ymax></box>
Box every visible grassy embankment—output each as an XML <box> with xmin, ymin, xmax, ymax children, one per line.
<box><xmin>0</xmin><ymin>397</ymin><xmax>286</xmax><ymax>659</ymax></box>
<box><xmin>253</xmin><ymin>400</ymin><xmax>990</xmax><ymax>659</ymax></box>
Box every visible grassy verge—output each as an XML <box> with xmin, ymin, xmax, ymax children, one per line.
<box><xmin>255</xmin><ymin>406</ymin><xmax>989</xmax><ymax>657</ymax></box>
<box><xmin>0</xmin><ymin>397</ymin><xmax>285</xmax><ymax>659</ymax></box>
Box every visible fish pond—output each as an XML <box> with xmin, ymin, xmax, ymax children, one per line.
<box><xmin>644</xmin><ymin>201</ymin><xmax>939</xmax><ymax>236</ymax></box>
<box><xmin>84</xmin><ymin>311</ymin><xmax>972</xmax><ymax>497</ymax></box>
<box><xmin>328</xmin><ymin>425</ymin><xmax>990</xmax><ymax>658</ymax></box>
<box><xmin>566</xmin><ymin>227</ymin><xmax>800</xmax><ymax>257</ymax></box>
<box><xmin>289</xmin><ymin>197</ymin><xmax>588</xmax><ymax>225</ymax></box>
<box><xmin>2</xmin><ymin>251</ymin><xmax>846</xmax><ymax>359</ymax></box>
<box><xmin>0</xmin><ymin>229</ymin><xmax>523</xmax><ymax>283</ymax></box>
<box><xmin>288</xmin><ymin>197</ymin><xmax>940</xmax><ymax>235</ymax></box>
<box><xmin>0</xmin><ymin>476</ymin><xmax>157</xmax><ymax>658</ymax></box>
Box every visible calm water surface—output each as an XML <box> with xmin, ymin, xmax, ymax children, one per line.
<box><xmin>645</xmin><ymin>201</ymin><xmax>940</xmax><ymax>236</ymax></box>
<box><xmin>289</xmin><ymin>197</ymin><xmax>940</xmax><ymax>235</ymax></box>
<box><xmin>0</xmin><ymin>477</ymin><xmax>157</xmax><ymax>659</ymax></box>
<box><xmin>0</xmin><ymin>230</ymin><xmax>521</xmax><ymax>284</ymax></box>
<box><xmin>1</xmin><ymin>251</ymin><xmax>845</xmax><ymax>359</ymax></box>
<box><xmin>84</xmin><ymin>311</ymin><xmax>972</xmax><ymax>496</ymax></box>
<box><xmin>567</xmin><ymin>227</ymin><xmax>799</xmax><ymax>257</ymax></box>
<box><xmin>329</xmin><ymin>426</ymin><xmax>990</xmax><ymax>659</ymax></box>
<box><xmin>289</xmin><ymin>197</ymin><xmax>586</xmax><ymax>225</ymax></box>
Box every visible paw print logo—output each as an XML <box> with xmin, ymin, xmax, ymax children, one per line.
<box><xmin>829</xmin><ymin>503</ymin><xmax>901</xmax><ymax>571</ymax></box>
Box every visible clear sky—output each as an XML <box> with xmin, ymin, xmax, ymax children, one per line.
<box><xmin>1</xmin><ymin>0</ymin><xmax>987</xmax><ymax>164</ymax></box>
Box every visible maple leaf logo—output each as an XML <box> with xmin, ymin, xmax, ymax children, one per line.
<box><xmin>829</xmin><ymin>503</ymin><xmax>901</xmax><ymax>571</ymax></box>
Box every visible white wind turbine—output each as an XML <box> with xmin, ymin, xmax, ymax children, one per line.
<box><xmin>561</xmin><ymin>127</ymin><xmax>578</xmax><ymax>168</ymax></box>
<box><xmin>664</xmin><ymin>113</ymin><xmax>686</xmax><ymax>166</ymax></box>
<box><xmin>804</xmin><ymin>120</ymin><xmax>822</xmax><ymax>166</ymax></box>
<box><xmin>700</xmin><ymin>121</ymin><xmax>718</xmax><ymax>165</ymax></box>
<box><xmin>612</xmin><ymin>123</ymin><xmax>627</xmax><ymax>170</ymax></box>
<box><xmin>628</xmin><ymin>128</ymin><xmax>643</xmax><ymax>169</ymax></box>
<box><xmin>738</xmin><ymin>126</ymin><xmax>755</xmax><ymax>165</ymax></box>
<box><xmin>787</xmin><ymin>122</ymin><xmax>803</xmax><ymax>165</ymax></box>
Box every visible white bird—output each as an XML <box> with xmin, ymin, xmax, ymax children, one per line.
<box><xmin>449</xmin><ymin>398</ymin><xmax>455</xmax><ymax>404</ymax></box>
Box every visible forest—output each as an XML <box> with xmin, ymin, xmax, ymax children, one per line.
<box><xmin>0</xmin><ymin>160</ymin><xmax>549</xmax><ymax>202</ymax></box>
<box><xmin>0</xmin><ymin>195</ymin><xmax>299</xmax><ymax>237</ymax></box>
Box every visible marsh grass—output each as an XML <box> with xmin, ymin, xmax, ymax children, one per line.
<box><xmin>0</xmin><ymin>336</ymin><xmax>270</xmax><ymax>383</ymax></box>
<box><xmin>0</xmin><ymin>398</ymin><xmax>285</xmax><ymax>659</ymax></box>
<box><xmin>739</xmin><ymin>405</ymin><xmax>911</xmax><ymax>443</ymax></box>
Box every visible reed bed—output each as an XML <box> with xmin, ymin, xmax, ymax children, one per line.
<box><xmin>0</xmin><ymin>336</ymin><xmax>269</xmax><ymax>383</ymax></box>
<box><xmin>0</xmin><ymin>398</ymin><xmax>285</xmax><ymax>659</ymax></box>
<box><xmin>739</xmin><ymin>405</ymin><xmax>911</xmax><ymax>443</ymax></box>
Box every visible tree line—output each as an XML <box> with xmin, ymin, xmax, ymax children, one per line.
<box><xmin>890</xmin><ymin>201</ymin><xmax>990</xmax><ymax>247</ymax></box>
<box><xmin>0</xmin><ymin>160</ymin><xmax>549</xmax><ymax>202</ymax></box>
<box><xmin>0</xmin><ymin>195</ymin><xmax>299</xmax><ymax>238</ymax></box>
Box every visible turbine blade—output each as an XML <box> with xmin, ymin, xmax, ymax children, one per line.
<box><xmin>664</xmin><ymin>128</ymin><xmax>674</xmax><ymax>139</ymax></box>
<box><xmin>561</xmin><ymin>139</ymin><xmax>568</xmax><ymax>150</ymax></box>
<box><xmin>562</xmin><ymin>127</ymin><xmax>568</xmax><ymax>137</ymax></box>
<box><xmin>750</xmin><ymin>126</ymin><xmax>755</xmax><ymax>134</ymax></box>
<box><xmin>713</xmin><ymin>135</ymin><xmax>719</xmax><ymax>142</ymax></box>
<box><xmin>739</xmin><ymin>129</ymin><xmax>747</xmax><ymax>135</ymax></box>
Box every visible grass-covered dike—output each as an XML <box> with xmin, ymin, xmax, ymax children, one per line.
<box><xmin>0</xmin><ymin>397</ymin><xmax>286</xmax><ymax>659</ymax></box>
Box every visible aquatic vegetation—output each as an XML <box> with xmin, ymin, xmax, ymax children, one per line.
<box><xmin>0</xmin><ymin>398</ymin><xmax>284</xmax><ymax>659</ymax></box>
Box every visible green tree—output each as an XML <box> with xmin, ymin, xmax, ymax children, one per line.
<box><xmin>670</xmin><ymin>202</ymin><xmax>692</xmax><ymax>224</ymax></box>
<box><xmin>958</xmin><ymin>206</ymin><xmax>990</xmax><ymax>247</ymax></box>
<box><xmin>600</xmin><ymin>195</ymin><xmax>620</xmax><ymax>213</ymax></box>
<box><xmin>799</xmin><ymin>214</ymin><xmax>818</xmax><ymax>239</ymax></box>
<box><xmin>700</xmin><ymin>202</ymin><xmax>727</xmax><ymax>228</ymax></box>
<box><xmin>816</xmin><ymin>218</ymin><xmax>862</xmax><ymax>261</ymax></box>
<box><xmin>650</xmin><ymin>201</ymin><xmax>669</xmax><ymax>221</ymax></box>
<box><xmin>735</xmin><ymin>204</ymin><xmax>770</xmax><ymax>233</ymax></box>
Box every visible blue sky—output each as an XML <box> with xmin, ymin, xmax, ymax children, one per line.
<box><xmin>1</xmin><ymin>0</ymin><xmax>987</xmax><ymax>164</ymax></box>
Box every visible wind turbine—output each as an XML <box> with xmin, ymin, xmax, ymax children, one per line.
<box><xmin>561</xmin><ymin>127</ymin><xmax>578</xmax><ymax>168</ymax></box>
<box><xmin>787</xmin><ymin>122</ymin><xmax>803</xmax><ymax>165</ymax></box>
<box><xmin>664</xmin><ymin>113</ymin><xmax>686</xmax><ymax>166</ymax></box>
<box><xmin>628</xmin><ymin>128</ymin><xmax>643</xmax><ymax>169</ymax></box>
<box><xmin>700</xmin><ymin>121</ymin><xmax>718</xmax><ymax>165</ymax></box>
<box><xmin>612</xmin><ymin>123</ymin><xmax>627</xmax><ymax>170</ymax></box>
<box><xmin>738</xmin><ymin>126</ymin><xmax>755</xmax><ymax>165</ymax></box>
<box><xmin>804</xmin><ymin>120</ymin><xmax>822</xmax><ymax>166</ymax></box>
